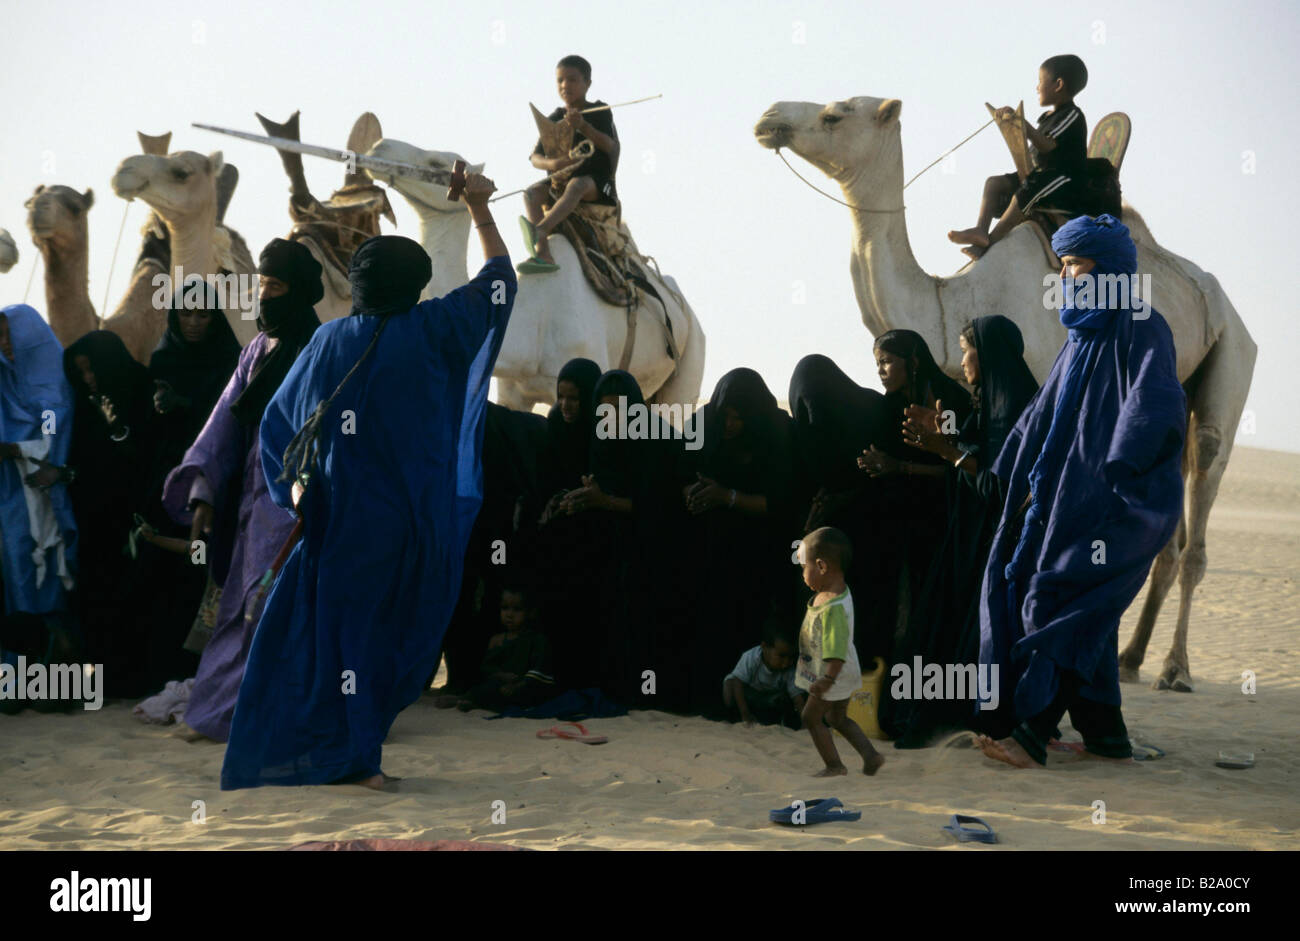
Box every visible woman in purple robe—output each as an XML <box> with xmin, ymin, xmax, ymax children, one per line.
<box><xmin>161</xmin><ymin>239</ymin><xmax>322</xmax><ymax>741</ymax></box>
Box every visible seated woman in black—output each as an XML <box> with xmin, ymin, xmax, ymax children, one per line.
<box><xmin>534</xmin><ymin>369</ymin><xmax>679</xmax><ymax>705</ymax></box>
<box><xmin>63</xmin><ymin>331</ymin><xmax>159</xmax><ymax>698</ymax></box>
<box><xmin>886</xmin><ymin>316</ymin><xmax>1039</xmax><ymax>746</ymax></box>
<box><xmin>677</xmin><ymin>367</ymin><xmax>798</xmax><ymax>715</ymax></box>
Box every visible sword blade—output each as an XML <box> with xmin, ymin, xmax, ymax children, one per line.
<box><xmin>191</xmin><ymin>123</ymin><xmax>453</xmax><ymax>185</ymax></box>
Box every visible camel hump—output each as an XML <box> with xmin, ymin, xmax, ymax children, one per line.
<box><xmin>137</xmin><ymin>131</ymin><xmax>172</xmax><ymax>156</ymax></box>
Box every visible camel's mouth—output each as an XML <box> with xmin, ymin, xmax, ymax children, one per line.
<box><xmin>754</xmin><ymin>122</ymin><xmax>791</xmax><ymax>150</ymax></box>
<box><xmin>111</xmin><ymin>174</ymin><xmax>149</xmax><ymax>199</ymax></box>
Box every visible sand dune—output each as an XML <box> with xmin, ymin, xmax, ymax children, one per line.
<box><xmin>2</xmin><ymin>446</ymin><xmax>1297</xmax><ymax>850</ymax></box>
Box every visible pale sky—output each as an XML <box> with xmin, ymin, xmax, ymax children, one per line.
<box><xmin>4</xmin><ymin>0</ymin><xmax>1297</xmax><ymax>451</ymax></box>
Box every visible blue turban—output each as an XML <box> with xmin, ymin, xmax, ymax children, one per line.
<box><xmin>1050</xmin><ymin>213</ymin><xmax>1137</xmax><ymax>276</ymax></box>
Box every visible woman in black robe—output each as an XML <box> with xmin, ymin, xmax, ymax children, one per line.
<box><xmin>677</xmin><ymin>368</ymin><xmax>798</xmax><ymax>715</ymax></box>
<box><xmin>63</xmin><ymin>331</ymin><xmax>159</xmax><ymax>698</ymax></box>
<box><xmin>534</xmin><ymin>369</ymin><xmax>681</xmax><ymax>706</ymax></box>
<box><xmin>133</xmin><ymin>280</ymin><xmax>242</xmax><ymax>687</ymax></box>
<box><xmin>885</xmin><ymin>316</ymin><xmax>1039</xmax><ymax>745</ymax></box>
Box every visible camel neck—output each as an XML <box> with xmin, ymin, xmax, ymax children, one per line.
<box><xmin>39</xmin><ymin>235</ymin><xmax>98</xmax><ymax>339</ymax></box>
<box><xmin>416</xmin><ymin>208</ymin><xmax>472</xmax><ymax>298</ymax></box>
<box><xmin>167</xmin><ymin>205</ymin><xmax>218</xmax><ymax>285</ymax></box>
<box><xmin>843</xmin><ymin>161</ymin><xmax>951</xmax><ymax>370</ymax></box>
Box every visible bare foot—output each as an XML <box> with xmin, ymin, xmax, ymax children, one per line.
<box><xmin>863</xmin><ymin>753</ymin><xmax>885</xmax><ymax>776</ymax></box>
<box><xmin>172</xmin><ymin>723</ymin><xmax>214</xmax><ymax>743</ymax></box>
<box><xmin>961</xmin><ymin>245</ymin><xmax>987</xmax><ymax>260</ymax></box>
<box><xmin>948</xmin><ymin>227</ymin><xmax>990</xmax><ymax>247</ymax></box>
<box><xmin>975</xmin><ymin>734</ymin><xmax>1038</xmax><ymax>769</ymax></box>
<box><xmin>814</xmin><ymin>765</ymin><xmax>848</xmax><ymax>777</ymax></box>
<box><xmin>355</xmin><ymin>772</ymin><xmax>402</xmax><ymax>791</ymax></box>
<box><xmin>535</xmin><ymin>234</ymin><xmax>555</xmax><ymax>265</ymax></box>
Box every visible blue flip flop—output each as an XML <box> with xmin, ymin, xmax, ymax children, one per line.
<box><xmin>942</xmin><ymin>814</ymin><xmax>998</xmax><ymax>844</ymax></box>
<box><xmin>769</xmin><ymin>797</ymin><xmax>861</xmax><ymax>825</ymax></box>
<box><xmin>516</xmin><ymin>256</ymin><xmax>560</xmax><ymax>274</ymax></box>
<box><xmin>519</xmin><ymin>215</ymin><xmax>540</xmax><ymax>257</ymax></box>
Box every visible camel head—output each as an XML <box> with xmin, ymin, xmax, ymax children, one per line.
<box><xmin>0</xmin><ymin>229</ymin><xmax>17</xmax><ymax>273</ymax></box>
<box><xmin>25</xmin><ymin>185</ymin><xmax>94</xmax><ymax>254</ymax></box>
<box><xmin>111</xmin><ymin>150</ymin><xmax>222</xmax><ymax>224</ymax></box>
<box><xmin>363</xmin><ymin>138</ymin><xmax>483</xmax><ymax>219</ymax></box>
<box><xmin>754</xmin><ymin>97</ymin><xmax>903</xmax><ymax>190</ymax></box>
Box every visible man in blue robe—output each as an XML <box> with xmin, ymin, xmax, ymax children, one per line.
<box><xmin>975</xmin><ymin>214</ymin><xmax>1185</xmax><ymax>768</ymax></box>
<box><xmin>0</xmin><ymin>305</ymin><xmax>78</xmax><ymax>711</ymax></box>
<box><xmin>221</xmin><ymin>173</ymin><xmax>514</xmax><ymax>788</ymax></box>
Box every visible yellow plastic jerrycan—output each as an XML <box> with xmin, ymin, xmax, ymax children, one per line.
<box><xmin>840</xmin><ymin>657</ymin><xmax>889</xmax><ymax>740</ymax></box>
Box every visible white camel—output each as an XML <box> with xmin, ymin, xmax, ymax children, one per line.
<box><xmin>363</xmin><ymin>138</ymin><xmax>706</xmax><ymax>412</ymax></box>
<box><xmin>755</xmin><ymin>96</ymin><xmax>1257</xmax><ymax>692</ymax></box>
<box><xmin>0</xmin><ymin>229</ymin><xmax>18</xmax><ymax>275</ymax></box>
<box><xmin>110</xmin><ymin>147</ymin><xmax>259</xmax><ymax>358</ymax></box>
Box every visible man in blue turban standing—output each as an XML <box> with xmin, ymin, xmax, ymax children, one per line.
<box><xmin>975</xmin><ymin>214</ymin><xmax>1185</xmax><ymax>768</ymax></box>
<box><xmin>221</xmin><ymin>172</ymin><xmax>514</xmax><ymax>789</ymax></box>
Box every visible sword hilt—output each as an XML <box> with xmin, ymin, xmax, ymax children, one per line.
<box><xmin>446</xmin><ymin>159</ymin><xmax>467</xmax><ymax>201</ymax></box>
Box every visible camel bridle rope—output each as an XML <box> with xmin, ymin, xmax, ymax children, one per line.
<box><xmin>774</xmin><ymin>116</ymin><xmax>995</xmax><ymax>214</ymax></box>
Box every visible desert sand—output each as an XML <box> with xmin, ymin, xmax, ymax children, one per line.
<box><xmin>2</xmin><ymin>445</ymin><xmax>1297</xmax><ymax>850</ymax></box>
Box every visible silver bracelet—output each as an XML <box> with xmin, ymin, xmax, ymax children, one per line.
<box><xmin>109</xmin><ymin>425</ymin><xmax>130</xmax><ymax>443</ymax></box>
<box><xmin>954</xmin><ymin>451</ymin><xmax>971</xmax><ymax>470</ymax></box>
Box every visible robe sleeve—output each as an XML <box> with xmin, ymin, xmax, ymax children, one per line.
<box><xmin>1103</xmin><ymin>322</ymin><xmax>1186</xmax><ymax>490</ymax></box>
<box><xmin>422</xmin><ymin>256</ymin><xmax>517</xmax><ymax>365</ymax></box>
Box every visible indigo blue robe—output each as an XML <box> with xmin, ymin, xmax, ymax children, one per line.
<box><xmin>220</xmin><ymin>256</ymin><xmax>515</xmax><ymax>788</ymax></box>
<box><xmin>979</xmin><ymin>307</ymin><xmax>1185</xmax><ymax>724</ymax></box>
<box><xmin>0</xmin><ymin>305</ymin><xmax>76</xmax><ymax>617</ymax></box>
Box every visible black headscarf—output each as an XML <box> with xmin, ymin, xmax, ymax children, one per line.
<box><xmin>541</xmin><ymin>358</ymin><xmax>602</xmax><ymax>495</ymax></box>
<box><xmin>229</xmin><ymin>238</ymin><xmax>323</xmax><ymax>427</ymax></box>
<box><xmin>149</xmin><ymin>277</ymin><xmax>241</xmax><ymax>441</ymax></box>
<box><xmin>589</xmin><ymin>369</ymin><xmax>654</xmax><ymax>498</ymax></box>
<box><xmin>691</xmin><ymin>367</ymin><xmax>791</xmax><ymax>496</ymax></box>
<box><xmin>873</xmin><ymin>329</ymin><xmax>972</xmax><ymax>460</ymax></box>
<box><xmin>64</xmin><ymin>331</ymin><xmax>153</xmax><ymax>419</ymax></box>
<box><xmin>966</xmin><ymin>315</ymin><xmax>1039</xmax><ymax>463</ymax></box>
<box><xmin>787</xmin><ymin>353</ymin><xmax>886</xmax><ymax>492</ymax></box>
<box><xmin>348</xmin><ymin>235</ymin><xmax>432</xmax><ymax>318</ymax></box>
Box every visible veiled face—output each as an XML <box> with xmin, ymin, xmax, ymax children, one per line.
<box><xmin>178</xmin><ymin>307</ymin><xmax>214</xmax><ymax>344</ymax></box>
<box><xmin>557</xmin><ymin>379</ymin><xmax>582</xmax><ymax>423</ymax></box>
<box><xmin>1060</xmin><ymin>255</ymin><xmax>1096</xmax><ymax>280</ymax></box>
<box><xmin>73</xmin><ymin>354</ymin><xmax>96</xmax><ymax>394</ymax></box>
<box><xmin>259</xmin><ymin>275</ymin><xmax>289</xmax><ymax>301</ymax></box>
<box><xmin>721</xmin><ymin>406</ymin><xmax>744</xmax><ymax>441</ymax></box>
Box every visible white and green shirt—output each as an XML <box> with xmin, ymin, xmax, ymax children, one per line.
<box><xmin>796</xmin><ymin>588</ymin><xmax>862</xmax><ymax>701</ymax></box>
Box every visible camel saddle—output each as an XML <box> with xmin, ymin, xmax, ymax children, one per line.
<box><xmin>285</xmin><ymin>184</ymin><xmax>395</xmax><ymax>277</ymax></box>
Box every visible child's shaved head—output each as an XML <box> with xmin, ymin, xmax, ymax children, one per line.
<box><xmin>802</xmin><ymin>526</ymin><xmax>853</xmax><ymax>573</ymax></box>
<box><xmin>1041</xmin><ymin>54</ymin><xmax>1088</xmax><ymax>96</ymax></box>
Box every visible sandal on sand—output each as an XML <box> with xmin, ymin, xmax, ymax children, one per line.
<box><xmin>942</xmin><ymin>814</ymin><xmax>998</xmax><ymax>844</ymax></box>
<box><xmin>536</xmin><ymin>721</ymin><xmax>608</xmax><ymax>745</ymax></box>
<box><xmin>1131</xmin><ymin>743</ymin><xmax>1166</xmax><ymax>761</ymax></box>
<box><xmin>769</xmin><ymin>797</ymin><xmax>861</xmax><ymax>825</ymax></box>
<box><xmin>1215</xmin><ymin>751</ymin><xmax>1254</xmax><ymax>769</ymax></box>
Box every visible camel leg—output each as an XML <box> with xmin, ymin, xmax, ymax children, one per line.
<box><xmin>1119</xmin><ymin>518</ymin><xmax>1184</xmax><ymax>683</ymax></box>
<box><xmin>1153</xmin><ymin>330</ymin><xmax>1256</xmax><ymax>692</ymax></box>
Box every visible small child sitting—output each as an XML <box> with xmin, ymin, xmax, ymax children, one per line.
<box><xmin>948</xmin><ymin>54</ymin><xmax>1090</xmax><ymax>259</ymax></box>
<box><xmin>723</xmin><ymin>624</ymin><xmax>806</xmax><ymax>728</ymax></box>
<box><xmin>518</xmin><ymin>54</ymin><xmax>620</xmax><ymax>274</ymax></box>
<box><xmin>440</xmin><ymin>583</ymin><xmax>555</xmax><ymax>712</ymax></box>
<box><xmin>796</xmin><ymin>527</ymin><xmax>884</xmax><ymax>777</ymax></box>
